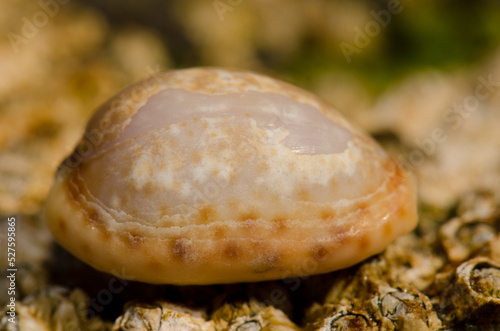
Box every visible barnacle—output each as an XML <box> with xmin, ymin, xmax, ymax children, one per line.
<box><xmin>436</xmin><ymin>257</ymin><xmax>500</xmax><ymax>324</ymax></box>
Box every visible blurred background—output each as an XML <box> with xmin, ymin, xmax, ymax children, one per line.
<box><xmin>2</xmin><ymin>0</ymin><xmax>500</xmax><ymax>248</ymax></box>
<box><xmin>2</xmin><ymin>0</ymin><xmax>500</xmax><ymax>328</ymax></box>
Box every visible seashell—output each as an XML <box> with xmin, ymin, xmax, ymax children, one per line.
<box><xmin>44</xmin><ymin>68</ymin><xmax>417</xmax><ymax>284</ymax></box>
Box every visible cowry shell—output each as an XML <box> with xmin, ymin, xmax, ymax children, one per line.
<box><xmin>44</xmin><ymin>68</ymin><xmax>417</xmax><ymax>285</ymax></box>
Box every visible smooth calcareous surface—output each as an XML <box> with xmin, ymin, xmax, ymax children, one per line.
<box><xmin>44</xmin><ymin>68</ymin><xmax>417</xmax><ymax>284</ymax></box>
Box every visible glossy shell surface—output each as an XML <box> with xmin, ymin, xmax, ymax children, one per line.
<box><xmin>44</xmin><ymin>68</ymin><xmax>417</xmax><ymax>284</ymax></box>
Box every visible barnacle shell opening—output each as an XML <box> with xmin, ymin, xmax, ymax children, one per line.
<box><xmin>44</xmin><ymin>68</ymin><xmax>417</xmax><ymax>285</ymax></box>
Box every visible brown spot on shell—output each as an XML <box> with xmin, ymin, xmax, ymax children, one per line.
<box><xmin>122</xmin><ymin>231</ymin><xmax>143</xmax><ymax>249</ymax></box>
<box><xmin>271</xmin><ymin>216</ymin><xmax>288</xmax><ymax>232</ymax></box>
<box><xmin>57</xmin><ymin>217</ymin><xmax>66</xmax><ymax>233</ymax></box>
<box><xmin>81</xmin><ymin>242</ymin><xmax>91</xmax><ymax>254</ymax></box>
<box><xmin>252</xmin><ymin>249</ymin><xmax>281</xmax><ymax>274</ymax></box>
<box><xmin>191</xmin><ymin>152</ymin><xmax>202</xmax><ymax>164</ymax></box>
<box><xmin>329</xmin><ymin>224</ymin><xmax>351</xmax><ymax>245</ymax></box>
<box><xmin>355</xmin><ymin>201</ymin><xmax>370</xmax><ymax>218</ymax></box>
<box><xmin>239</xmin><ymin>211</ymin><xmax>259</xmax><ymax>221</ymax></box>
<box><xmin>312</xmin><ymin>245</ymin><xmax>329</xmax><ymax>261</ymax></box>
<box><xmin>271</xmin><ymin>216</ymin><xmax>286</xmax><ymax>223</ymax></box>
<box><xmin>171</xmin><ymin>238</ymin><xmax>189</xmax><ymax>261</ymax></box>
<box><xmin>212</xmin><ymin>225</ymin><xmax>228</xmax><ymax>240</ymax></box>
<box><xmin>199</xmin><ymin>204</ymin><xmax>216</xmax><ymax>223</ymax></box>
<box><xmin>167</xmin><ymin>137</ymin><xmax>178</xmax><ymax>148</ymax></box>
<box><xmin>383</xmin><ymin>221</ymin><xmax>393</xmax><ymax>238</ymax></box>
<box><xmin>357</xmin><ymin>232</ymin><xmax>371</xmax><ymax>251</ymax></box>
<box><xmin>86</xmin><ymin>208</ymin><xmax>103</xmax><ymax>227</ymax></box>
<box><xmin>149</xmin><ymin>135</ymin><xmax>164</xmax><ymax>155</ymax></box>
<box><xmin>136</xmin><ymin>160</ymin><xmax>154</xmax><ymax>178</ymax></box>
<box><xmin>320</xmin><ymin>208</ymin><xmax>336</xmax><ymax>220</ymax></box>
<box><xmin>132</xmin><ymin>232</ymin><xmax>144</xmax><ymax>248</ymax></box>
<box><xmin>257</xmin><ymin>160</ymin><xmax>269</xmax><ymax>173</ymax></box>
<box><xmin>327</xmin><ymin>176</ymin><xmax>338</xmax><ymax>192</ymax></box>
<box><xmin>148</xmin><ymin>260</ymin><xmax>163</xmax><ymax>271</ymax></box>
<box><xmin>223</xmin><ymin>242</ymin><xmax>240</xmax><ymax>259</ymax></box>
<box><xmin>142</xmin><ymin>182</ymin><xmax>155</xmax><ymax>197</ymax></box>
